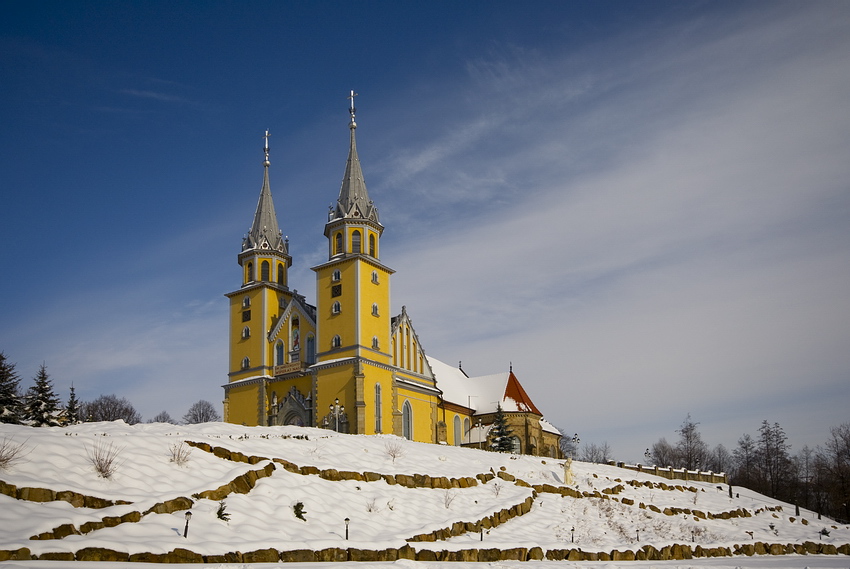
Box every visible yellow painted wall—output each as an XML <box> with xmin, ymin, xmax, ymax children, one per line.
<box><xmin>226</xmin><ymin>381</ymin><xmax>263</xmax><ymax>426</ymax></box>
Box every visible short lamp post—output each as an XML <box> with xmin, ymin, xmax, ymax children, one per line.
<box><xmin>344</xmin><ymin>517</ymin><xmax>350</xmax><ymax>540</ymax></box>
<box><xmin>571</xmin><ymin>526</ymin><xmax>575</xmax><ymax>543</ymax></box>
<box><xmin>330</xmin><ymin>398</ymin><xmax>344</xmax><ymax>432</ymax></box>
<box><xmin>183</xmin><ymin>511</ymin><xmax>192</xmax><ymax>538</ymax></box>
<box><xmin>636</xmin><ymin>529</ymin><xmax>640</xmax><ymax>542</ymax></box>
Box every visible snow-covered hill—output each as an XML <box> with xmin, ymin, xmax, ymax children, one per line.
<box><xmin>1</xmin><ymin>421</ymin><xmax>847</xmax><ymax>568</ymax></box>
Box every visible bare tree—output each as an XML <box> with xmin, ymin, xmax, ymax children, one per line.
<box><xmin>706</xmin><ymin>443</ymin><xmax>732</xmax><ymax>474</ymax></box>
<box><xmin>82</xmin><ymin>394</ymin><xmax>142</xmax><ymax>424</ymax></box>
<box><xmin>757</xmin><ymin>420</ymin><xmax>791</xmax><ymax>498</ymax></box>
<box><xmin>733</xmin><ymin>433</ymin><xmax>757</xmax><ymax>488</ymax></box>
<box><xmin>580</xmin><ymin>441</ymin><xmax>612</xmax><ymax>464</ymax></box>
<box><xmin>148</xmin><ymin>411</ymin><xmax>176</xmax><ymax>424</ymax></box>
<box><xmin>816</xmin><ymin>423</ymin><xmax>850</xmax><ymax>522</ymax></box>
<box><xmin>182</xmin><ymin>400</ymin><xmax>221</xmax><ymax>424</ymax></box>
<box><xmin>649</xmin><ymin>437</ymin><xmax>675</xmax><ymax>467</ymax></box>
<box><xmin>675</xmin><ymin>414</ymin><xmax>709</xmax><ymax>470</ymax></box>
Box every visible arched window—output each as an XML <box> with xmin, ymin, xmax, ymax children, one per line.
<box><xmin>372</xmin><ymin>303</ymin><xmax>379</xmax><ymax>317</ymax></box>
<box><xmin>511</xmin><ymin>436</ymin><xmax>522</xmax><ymax>454</ymax></box>
<box><xmin>372</xmin><ymin>336</ymin><xmax>379</xmax><ymax>350</ymax></box>
<box><xmin>352</xmin><ymin>230</ymin><xmax>361</xmax><ymax>254</ymax></box>
<box><xmin>334</xmin><ymin>232</ymin><xmax>343</xmax><ymax>255</ymax></box>
<box><xmin>246</xmin><ymin>262</ymin><xmax>253</xmax><ymax>283</ymax></box>
<box><xmin>332</xmin><ymin>301</ymin><xmax>341</xmax><ymax>314</ymax></box>
<box><xmin>242</xmin><ymin>326</ymin><xmax>250</xmax><ymax>339</ymax></box>
<box><xmin>371</xmin><ymin>271</ymin><xmax>379</xmax><ymax>284</ymax></box>
<box><xmin>306</xmin><ymin>335</ymin><xmax>316</xmax><ymax>364</ymax></box>
<box><xmin>463</xmin><ymin>418</ymin><xmax>471</xmax><ymax>444</ymax></box>
<box><xmin>454</xmin><ymin>415</ymin><xmax>462</xmax><ymax>446</ymax></box>
<box><xmin>242</xmin><ymin>296</ymin><xmax>251</xmax><ymax>308</ymax></box>
<box><xmin>369</xmin><ymin>234</ymin><xmax>376</xmax><ymax>257</ymax></box>
<box><xmin>277</xmin><ymin>263</ymin><xmax>285</xmax><ymax>285</ymax></box>
<box><xmin>275</xmin><ymin>341</ymin><xmax>285</xmax><ymax>365</ymax></box>
<box><xmin>261</xmin><ymin>261</ymin><xmax>270</xmax><ymax>281</ymax></box>
<box><xmin>374</xmin><ymin>384</ymin><xmax>382</xmax><ymax>433</ymax></box>
<box><xmin>402</xmin><ymin>400</ymin><xmax>413</xmax><ymax>440</ymax></box>
<box><xmin>332</xmin><ymin>270</ymin><xmax>341</xmax><ymax>282</ymax></box>
<box><xmin>331</xmin><ymin>335</ymin><xmax>341</xmax><ymax>349</ymax></box>
<box><xmin>241</xmin><ymin>357</ymin><xmax>250</xmax><ymax>370</ymax></box>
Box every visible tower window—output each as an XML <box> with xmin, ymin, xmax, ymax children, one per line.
<box><xmin>372</xmin><ymin>336</ymin><xmax>379</xmax><ymax>350</ymax></box>
<box><xmin>334</xmin><ymin>232</ymin><xmax>343</xmax><ymax>255</ymax></box>
<box><xmin>277</xmin><ymin>263</ymin><xmax>285</xmax><ymax>285</ymax></box>
<box><xmin>332</xmin><ymin>270</ymin><xmax>341</xmax><ymax>282</ymax></box>
<box><xmin>352</xmin><ymin>230</ymin><xmax>361</xmax><ymax>254</ymax></box>
<box><xmin>242</xmin><ymin>326</ymin><xmax>250</xmax><ymax>339</ymax></box>
<box><xmin>369</xmin><ymin>234</ymin><xmax>376</xmax><ymax>257</ymax></box>
<box><xmin>242</xmin><ymin>296</ymin><xmax>251</xmax><ymax>308</ymax></box>
<box><xmin>372</xmin><ymin>303</ymin><xmax>379</xmax><ymax>317</ymax></box>
<box><xmin>331</xmin><ymin>335</ymin><xmax>341</xmax><ymax>349</ymax></box>
<box><xmin>371</xmin><ymin>271</ymin><xmax>379</xmax><ymax>284</ymax></box>
<box><xmin>241</xmin><ymin>357</ymin><xmax>250</xmax><ymax>370</ymax></box>
<box><xmin>331</xmin><ymin>284</ymin><xmax>342</xmax><ymax>297</ymax></box>
<box><xmin>275</xmin><ymin>341</ymin><xmax>285</xmax><ymax>366</ymax></box>
<box><xmin>306</xmin><ymin>334</ymin><xmax>316</xmax><ymax>364</ymax></box>
<box><xmin>332</xmin><ymin>301</ymin><xmax>341</xmax><ymax>314</ymax></box>
<box><xmin>261</xmin><ymin>261</ymin><xmax>270</xmax><ymax>281</ymax></box>
<box><xmin>246</xmin><ymin>262</ymin><xmax>253</xmax><ymax>283</ymax></box>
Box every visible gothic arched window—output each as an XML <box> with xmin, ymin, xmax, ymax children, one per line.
<box><xmin>454</xmin><ymin>415</ymin><xmax>462</xmax><ymax>446</ymax></box>
<box><xmin>241</xmin><ymin>357</ymin><xmax>250</xmax><ymax>370</ymax></box>
<box><xmin>306</xmin><ymin>334</ymin><xmax>316</xmax><ymax>364</ymax></box>
<box><xmin>334</xmin><ymin>232</ymin><xmax>343</xmax><ymax>255</ymax></box>
<box><xmin>246</xmin><ymin>262</ymin><xmax>253</xmax><ymax>283</ymax></box>
<box><xmin>275</xmin><ymin>341</ymin><xmax>285</xmax><ymax>365</ymax></box>
<box><xmin>277</xmin><ymin>263</ymin><xmax>285</xmax><ymax>285</ymax></box>
<box><xmin>464</xmin><ymin>417</ymin><xmax>471</xmax><ymax>444</ymax></box>
<box><xmin>375</xmin><ymin>383</ymin><xmax>382</xmax><ymax>433</ymax></box>
<box><xmin>369</xmin><ymin>234</ymin><xmax>376</xmax><ymax>257</ymax></box>
<box><xmin>331</xmin><ymin>335</ymin><xmax>341</xmax><ymax>349</ymax></box>
<box><xmin>352</xmin><ymin>230</ymin><xmax>361</xmax><ymax>254</ymax></box>
<box><xmin>402</xmin><ymin>400</ymin><xmax>413</xmax><ymax>440</ymax></box>
<box><xmin>261</xmin><ymin>261</ymin><xmax>270</xmax><ymax>281</ymax></box>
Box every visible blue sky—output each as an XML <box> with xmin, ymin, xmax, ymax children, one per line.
<box><xmin>1</xmin><ymin>1</ymin><xmax>848</xmax><ymax>463</ymax></box>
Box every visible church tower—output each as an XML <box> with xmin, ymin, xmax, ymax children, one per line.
<box><xmin>224</xmin><ymin>132</ymin><xmax>317</xmax><ymax>426</ymax></box>
<box><xmin>310</xmin><ymin>93</ymin><xmax>397</xmax><ymax>435</ymax></box>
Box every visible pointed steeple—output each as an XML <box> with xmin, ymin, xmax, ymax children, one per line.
<box><xmin>244</xmin><ymin>130</ymin><xmax>287</xmax><ymax>253</ymax></box>
<box><xmin>331</xmin><ymin>91</ymin><xmax>379</xmax><ymax>223</ymax></box>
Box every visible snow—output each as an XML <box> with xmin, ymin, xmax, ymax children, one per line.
<box><xmin>1</xmin><ymin>420</ymin><xmax>848</xmax><ymax>569</ymax></box>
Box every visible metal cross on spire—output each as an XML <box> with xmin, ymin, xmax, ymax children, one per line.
<box><xmin>263</xmin><ymin>129</ymin><xmax>271</xmax><ymax>166</ymax></box>
<box><xmin>347</xmin><ymin>90</ymin><xmax>358</xmax><ymax>128</ymax></box>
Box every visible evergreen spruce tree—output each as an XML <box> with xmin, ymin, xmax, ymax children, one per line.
<box><xmin>24</xmin><ymin>364</ymin><xmax>62</xmax><ymax>427</ymax></box>
<box><xmin>0</xmin><ymin>351</ymin><xmax>23</xmax><ymax>424</ymax></box>
<box><xmin>489</xmin><ymin>403</ymin><xmax>515</xmax><ymax>453</ymax></box>
<box><xmin>64</xmin><ymin>384</ymin><xmax>81</xmax><ymax>425</ymax></box>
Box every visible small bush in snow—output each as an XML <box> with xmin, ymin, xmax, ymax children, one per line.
<box><xmin>443</xmin><ymin>490</ymin><xmax>456</xmax><ymax>509</ymax></box>
<box><xmin>0</xmin><ymin>437</ymin><xmax>29</xmax><ymax>471</ymax></box>
<box><xmin>384</xmin><ymin>440</ymin><xmax>405</xmax><ymax>463</ymax></box>
<box><xmin>365</xmin><ymin>498</ymin><xmax>379</xmax><ymax>512</ymax></box>
<box><xmin>490</xmin><ymin>481</ymin><xmax>502</xmax><ymax>496</ymax></box>
<box><xmin>293</xmin><ymin>501</ymin><xmax>306</xmax><ymax>521</ymax></box>
<box><xmin>169</xmin><ymin>441</ymin><xmax>192</xmax><ymax>466</ymax></box>
<box><xmin>86</xmin><ymin>440</ymin><xmax>123</xmax><ymax>479</ymax></box>
<box><xmin>217</xmin><ymin>500</ymin><xmax>231</xmax><ymax>522</ymax></box>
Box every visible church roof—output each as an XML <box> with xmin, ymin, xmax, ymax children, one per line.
<box><xmin>427</xmin><ymin>356</ymin><xmax>543</xmax><ymax>416</ymax></box>
<box><xmin>330</xmin><ymin>91</ymin><xmax>380</xmax><ymax>224</ymax></box>
<box><xmin>243</xmin><ymin>131</ymin><xmax>287</xmax><ymax>253</ymax></box>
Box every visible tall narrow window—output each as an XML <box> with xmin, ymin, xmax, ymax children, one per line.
<box><xmin>334</xmin><ymin>232</ymin><xmax>343</xmax><ymax>255</ymax></box>
<box><xmin>241</xmin><ymin>357</ymin><xmax>250</xmax><ymax>370</ymax></box>
<box><xmin>372</xmin><ymin>336</ymin><xmax>379</xmax><ymax>350</ymax></box>
<box><xmin>331</xmin><ymin>335</ymin><xmax>341</xmax><ymax>349</ymax></box>
<box><xmin>369</xmin><ymin>234</ymin><xmax>376</xmax><ymax>257</ymax></box>
<box><xmin>275</xmin><ymin>341</ymin><xmax>285</xmax><ymax>365</ymax></box>
<box><xmin>374</xmin><ymin>384</ymin><xmax>382</xmax><ymax>433</ymax></box>
<box><xmin>332</xmin><ymin>301</ymin><xmax>341</xmax><ymax>314</ymax></box>
<box><xmin>306</xmin><ymin>335</ymin><xmax>316</xmax><ymax>364</ymax></box>
<box><xmin>261</xmin><ymin>261</ymin><xmax>270</xmax><ymax>281</ymax></box>
<box><xmin>454</xmin><ymin>415</ymin><xmax>462</xmax><ymax>446</ymax></box>
<box><xmin>402</xmin><ymin>401</ymin><xmax>413</xmax><ymax>440</ymax></box>
<box><xmin>277</xmin><ymin>263</ymin><xmax>285</xmax><ymax>285</ymax></box>
<box><xmin>242</xmin><ymin>326</ymin><xmax>250</xmax><ymax>339</ymax></box>
<box><xmin>464</xmin><ymin>418</ymin><xmax>471</xmax><ymax>444</ymax></box>
<box><xmin>246</xmin><ymin>262</ymin><xmax>253</xmax><ymax>283</ymax></box>
<box><xmin>372</xmin><ymin>303</ymin><xmax>379</xmax><ymax>317</ymax></box>
<box><xmin>242</xmin><ymin>296</ymin><xmax>251</xmax><ymax>308</ymax></box>
<box><xmin>332</xmin><ymin>270</ymin><xmax>341</xmax><ymax>282</ymax></box>
<box><xmin>352</xmin><ymin>230</ymin><xmax>361</xmax><ymax>254</ymax></box>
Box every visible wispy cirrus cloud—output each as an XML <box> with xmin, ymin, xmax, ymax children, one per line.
<box><xmin>118</xmin><ymin>88</ymin><xmax>186</xmax><ymax>103</ymax></box>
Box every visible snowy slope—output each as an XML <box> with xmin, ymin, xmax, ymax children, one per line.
<box><xmin>1</xmin><ymin>421</ymin><xmax>848</xmax><ymax>568</ymax></box>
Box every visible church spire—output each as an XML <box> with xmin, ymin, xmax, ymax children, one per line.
<box><xmin>244</xmin><ymin>130</ymin><xmax>287</xmax><ymax>253</ymax></box>
<box><xmin>331</xmin><ymin>91</ymin><xmax>379</xmax><ymax>223</ymax></box>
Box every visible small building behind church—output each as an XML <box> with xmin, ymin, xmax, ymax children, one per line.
<box><xmin>223</xmin><ymin>94</ymin><xmax>561</xmax><ymax>458</ymax></box>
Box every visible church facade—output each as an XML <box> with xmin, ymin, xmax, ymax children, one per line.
<box><xmin>223</xmin><ymin>95</ymin><xmax>561</xmax><ymax>458</ymax></box>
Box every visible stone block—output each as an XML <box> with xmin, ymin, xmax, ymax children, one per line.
<box><xmin>242</xmin><ymin>548</ymin><xmax>279</xmax><ymax>563</ymax></box>
<box><xmin>75</xmin><ymin>547</ymin><xmax>129</xmax><ymax>562</ymax></box>
<box><xmin>39</xmin><ymin>551</ymin><xmax>75</xmax><ymax>561</ymax></box>
<box><xmin>279</xmin><ymin>549</ymin><xmax>316</xmax><ymax>562</ymax></box>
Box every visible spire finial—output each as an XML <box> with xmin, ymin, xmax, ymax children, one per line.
<box><xmin>347</xmin><ymin>90</ymin><xmax>358</xmax><ymax>129</ymax></box>
<box><xmin>263</xmin><ymin>129</ymin><xmax>271</xmax><ymax>166</ymax></box>
<box><xmin>510</xmin><ymin>361</ymin><xmax>513</xmax><ymax>372</ymax></box>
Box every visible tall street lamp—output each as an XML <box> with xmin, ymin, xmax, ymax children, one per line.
<box><xmin>329</xmin><ymin>398</ymin><xmax>344</xmax><ymax>432</ymax></box>
<box><xmin>344</xmin><ymin>517</ymin><xmax>350</xmax><ymax>540</ymax></box>
<box><xmin>571</xmin><ymin>433</ymin><xmax>580</xmax><ymax>459</ymax></box>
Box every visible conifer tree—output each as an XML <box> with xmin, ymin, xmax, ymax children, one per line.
<box><xmin>24</xmin><ymin>363</ymin><xmax>62</xmax><ymax>427</ymax></box>
<box><xmin>0</xmin><ymin>352</ymin><xmax>23</xmax><ymax>424</ymax></box>
<box><xmin>64</xmin><ymin>384</ymin><xmax>81</xmax><ymax>425</ymax></box>
<box><xmin>489</xmin><ymin>403</ymin><xmax>515</xmax><ymax>453</ymax></box>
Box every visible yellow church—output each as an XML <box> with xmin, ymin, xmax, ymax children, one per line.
<box><xmin>223</xmin><ymin>93</ymin><xmax>562</xmax><ymax>458</ymax></box>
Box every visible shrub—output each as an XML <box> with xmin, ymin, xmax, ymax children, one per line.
<box><xmin>169</xmin><ymin>442</ymin><xmax>192</xmax><ymax>466</ymax></box>
<box><xmin>0</xmin><ymin>437</ymin><xmax>29</xmax><ymax>470</ymax></box>
<box><xmin>217</xmin><ymin>500</ymin><xmax>231</xmax><ymax>522</ymax></box>
<box><xmin>86</xmin><ymin>440</ymin><xmax>123</xmax><ymax>478</ymax></box>
<box><xmin>293</xmin><ymin>501</ymin><xmax>306</xmax><ymax>521</ymax></box>
<box><xmin>384</xmin><ymin>440</ymin><xmax>405</xmax><ymax>463</ymax></box>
